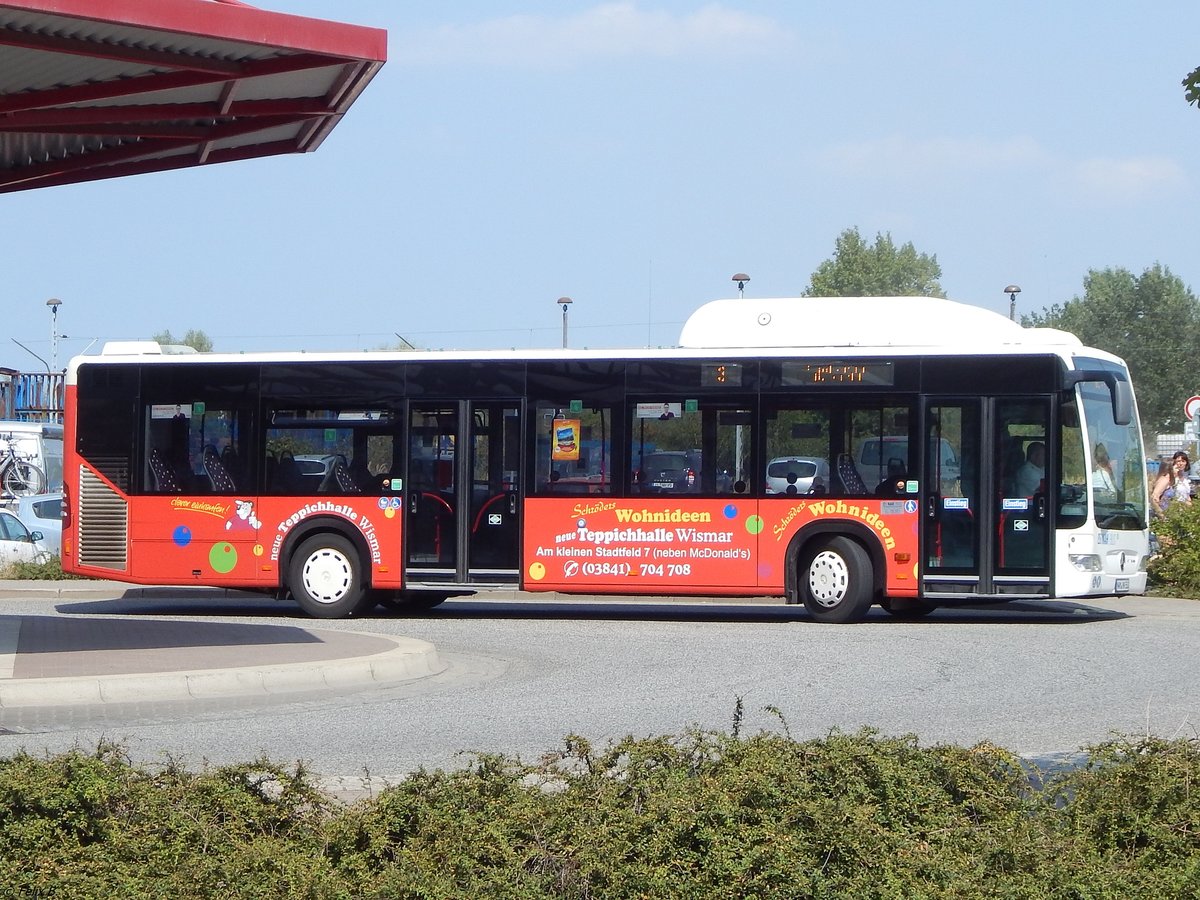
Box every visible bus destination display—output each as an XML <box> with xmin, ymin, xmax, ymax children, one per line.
<box><xmin>782</xmin><ymin>361</ymin><xmax>894</xmax><ymax>386</ymax></box>
<box><xmin>700</xmin><ymin>363</ymin><xmax>743</xmax><ymax>387</ymax></box>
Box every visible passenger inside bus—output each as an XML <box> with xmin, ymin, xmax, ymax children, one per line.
<box><xmin>1015</xmin><ymin>441</ymin><xmax>1046</xmax><ymax>496</ymax></box>
<box><xmin>874</xmin><ymin>459</ymin><xmax>907</xmax><ymax>497</ymax></box>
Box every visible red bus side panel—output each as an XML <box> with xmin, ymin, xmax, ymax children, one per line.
<box><xmin>522</xmin><ymin>497</ymin><xmax>920</xmax><ymax>596</ymax></box>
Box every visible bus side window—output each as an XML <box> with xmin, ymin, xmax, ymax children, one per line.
<box><xmin>764</xmin><ymin>405</ymin><xmax>831</xmax><ymax>497</ymax></box>
<box><xmin>846</xmin><ymin>405</ymin><xmax>913</xmax><ymax>497</ymax></box>
<box><xmin>536</xmin><ymin>404</ymin><xmax>612</xmax><ymax>495</ymax></box>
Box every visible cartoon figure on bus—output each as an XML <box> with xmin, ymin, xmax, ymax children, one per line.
<box><xmin>225</xmin><ymin>499</ymin><xmax>261</xmax><ymax>532</ymax></box>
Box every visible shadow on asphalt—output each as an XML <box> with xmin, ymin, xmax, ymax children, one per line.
<box><xmin>52</xmin><ymin>595</ymin><xmax>1131</xmax><ymax>626</ymax></box>
<box><xmin>8</xmin><ymin>614</ymin><xmax>324</xmax><ymax>655</ymax></box>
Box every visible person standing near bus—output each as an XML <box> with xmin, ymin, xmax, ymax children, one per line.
<box><xmin>1152</xmin><ymin>451</ymin><xmax>1192</xmax><ymax>513</ymax></box>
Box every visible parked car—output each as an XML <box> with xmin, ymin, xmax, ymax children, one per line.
<box><xmin>16</xmin><ymin>491</ymin><xmax>62</xmax><ymax>556</ymax></box>
<box><xmin>635</xmin><ymin>451</ymin><xmax>701</xmax><ymax>493</ymax></box>
<box><xmin>765</xmin><ymin>456</ymin><xmax>830</xmax><ymax>495</ymax></box>
<box><xmin>856</xmin><ymin>436</ymin><xmax>959</xmax><ymax>486</ymax></box>
<box><xmin>0</xmin><ymin>509</ymin><xmax>50</xmax><ymax>566</ymax></box>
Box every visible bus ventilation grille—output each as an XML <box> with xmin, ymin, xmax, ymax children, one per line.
<box><xmin>84</xmin><ymin>454</ymin><xmax>131</xmax><ymax>493</ymax></box>
<box><xmin>78</xmin><ymin>469</ymin><xmax>128</xmax><ymax>571</ymax></box>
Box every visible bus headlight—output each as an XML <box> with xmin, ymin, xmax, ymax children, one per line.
<box><xmin>1068</xmin><ymin>554</ymin><xmax>1102</xmax><ymax>572</ymax></box>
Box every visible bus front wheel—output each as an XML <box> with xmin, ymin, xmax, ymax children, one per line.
<box><xmin>800</xmin><ymin>536</ymin><xmax>874</xmax><ymax>624</ymax></box>
<box><xmin>288</xmin><ymin>534</ymin><xmax>369</xmax><ymax>619</ymax></box>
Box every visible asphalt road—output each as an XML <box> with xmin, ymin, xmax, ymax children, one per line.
<box><xmin>0</xmin><ymin>592</ymin><xmax>1197</xmax><ymax>798</ymax></box>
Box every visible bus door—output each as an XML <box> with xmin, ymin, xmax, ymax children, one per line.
<box><xmin>922</xmin><ymin>398</ymin><xmax>1051</xmax><ymax>599</ymax></box>
<box><xmin>405</xmin><ymin>401</ymin><xmax>522</xmax><ymax>584</ymax></box>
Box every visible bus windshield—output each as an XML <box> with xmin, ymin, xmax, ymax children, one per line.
<box><xmin>1080</xmin><ymin>381</ymin><xmax>1147</xmax><ymax>530</ymax></box>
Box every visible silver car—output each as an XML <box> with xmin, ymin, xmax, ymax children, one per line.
<box><xmin>0</xmin><ymin>508</ymin><xmax>50</xmax><ymax>565</ymax></box>
<box><xmin>16</xmin><ymin>491</ymin><xmax>62</xmax><ymax>556</ymax></box>
<box><xmin>765</xmin><ymin>456</ymin><xmax>830</xmax><ymax>495</ymax></box>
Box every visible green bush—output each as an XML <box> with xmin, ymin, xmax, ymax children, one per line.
<box><xmin>0</xmin><ymin>554</ymin><xmax>88</xmax><ymax>581</ymax></box>
<box><xmin>0</xmin><ymin>742</ymin><xmax>343</xmax><ymax>898</ymax></box>
<box><xmin>1148</xmin><ymin>501</ymin><xmax>1200</xmax><ymax>596</ymax></box>
<box><xmin>1</xmin><ymin>730</ymin><xmax>1199</xmax><ymax>898</ymax></box>
<box><xmin>1040</xmin><ymin>736</ymin><xmax>1200</xmax><ymax>897</ymax></box>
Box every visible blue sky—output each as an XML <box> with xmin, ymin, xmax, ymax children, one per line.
<box><xmin>6</xmin><ymin>1</ymin><xmax>1199</xmax><ymax>360</ymax></box>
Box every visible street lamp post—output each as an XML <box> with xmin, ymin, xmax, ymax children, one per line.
<box><xmin>1004</xmin><ymin>284</ymin><xmax>1021</xmax><ymax>322</ymax></box>
<box><xmin>558</xmin><ymin>296</ymin><xmax>572</xmax><ymax>348</ymax></box>
<box><xmin>732</xmin><ymin>273</ymin><xmax>750</xmax><ymax>299</ymax></box>
<box><xmin>46</xmin><ymin>297</ymin><xmax>62</xmax><ymax>370</ymax></box>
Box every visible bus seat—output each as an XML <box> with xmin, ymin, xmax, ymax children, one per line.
<box><xmin>332</xmin><ymin>461</ymin><xmax>361</xmax><ymax>493</ymax></box>
<box><xmin>274</xmin><ymin>454</ymin><xmax>301</xmax><ymax>493</ymax></box>
<box><xmin>837</xmin><ymin>453</ymin><xmax>869</xmax><ymax>496</ymax></box>
<box><xmin>149</xmin><ymin>448</ymin><xmax>181</xmax><ymax>493</ymax></box>
<box><xmin>203</xmin><ymin>445</ymin><xmax>237</xmax><ymax>492</ymax></box>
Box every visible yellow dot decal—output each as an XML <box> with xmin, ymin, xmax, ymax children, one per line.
<box><xmin>529</xmin><ymin>562</ymin><xmax>546</xmax><ymax>581</ymax></box>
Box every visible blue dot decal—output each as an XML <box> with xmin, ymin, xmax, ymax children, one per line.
<box><xmin>172</xmin><ymin>525</ymin><xmax>192</xmax><ymax>547</ymax></box>
<box><xmin>723</xmin><ymin>505</ymin><xmax>739</xmax><ymax>519</ymax></box>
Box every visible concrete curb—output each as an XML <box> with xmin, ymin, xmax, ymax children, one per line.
<box><xmin>0</xmin><ymin>632</ymin><xmax>443</xmax><ymax>709</ymax></box>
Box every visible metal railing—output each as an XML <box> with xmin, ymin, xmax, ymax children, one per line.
<box><xmin>0</xmin><ymin>372</ymin><xmax>63</xmax><ymax>422</ymax></box>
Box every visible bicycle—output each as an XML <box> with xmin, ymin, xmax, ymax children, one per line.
<box><xmin>0</xmin><ymin>433</ymin><xmax>46</xmax><ymax>497</ymax></box>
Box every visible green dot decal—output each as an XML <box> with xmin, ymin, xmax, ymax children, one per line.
<box><xmin>209</xmin><ymin>542</ymin><xmax>237</xmax><ymax>574</ymax></box>
<box><xmin>745</xmin><ymin>515</ymin><xmax>764</xmax><ymax>535</ymax></box>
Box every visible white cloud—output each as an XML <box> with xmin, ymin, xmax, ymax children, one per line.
<box><xmin>1072</xmin><ymin>156</ymin><xmax>1187</xmax><ymax>202</ymax></box>
<box><xmin>819</xmin><ymin>136</ymin><xmax>1189</xmax><ymax>205</ymax></box>
<box><xmin>391</xmin><ymin>3</ymin><xmax>793</xmax><ymax>68</ymax></box>
<box><xmin>820</xmin><ymin>135</ymin><xmax>1048</xmax><ymax>177</ymax></box>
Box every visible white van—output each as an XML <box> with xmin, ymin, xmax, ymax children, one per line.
<box><xmin>0</xmin><ymin>420</ymin><xmax>63</xmax><ymax>500</ymax></box>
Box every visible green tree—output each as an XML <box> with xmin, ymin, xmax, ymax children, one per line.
<box><xmin>804</xmin><ymin>227</ymin><xmax>944</xmax><ymax>297</ymax></box>
<box><xmin>152</xmin><ymin>329</ymin><xmax>213</xmax><ymax>352</ymax></box>
<box><xmin>1023</xmin><ymin>265</ymin><xmax>1200</xmax><ymax>435</ymax></box>
<box><xmin>1183</xmin><ymin>66</ymin><xmax>1200</xmax><ymax>107</ymax></box>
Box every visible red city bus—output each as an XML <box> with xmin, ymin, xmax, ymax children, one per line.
<box><xmin>61</xmin><ymin>297</ymin><xmax>1150</xmax><ymax>621</ymax></box>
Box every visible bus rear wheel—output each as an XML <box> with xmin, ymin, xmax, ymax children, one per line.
<box><xmin>288</xmin><ymin>534</ymin><xmax>369</xmax><ymax>619</ymax></box>
<box><xmin>800</xmin><ymin>536</ymin><xmax>874</xmax><ymax>623</ymax></box>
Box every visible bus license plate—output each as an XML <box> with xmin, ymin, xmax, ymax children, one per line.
<box><xmin>1115</xmin><ymin>578</ymin><xmax>1130</xmax><ymax>593</ymax></box>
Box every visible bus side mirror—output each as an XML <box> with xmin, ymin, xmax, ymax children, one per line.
<box><xmin>1063</xmin><ymin>370</ymin><xmax>1132</xmax><ymax>427</ymax></box>
<box><xmin>1111</xmin><ymin>379</ymin><xmax>1133</xmax><ymax>427</ymax></box>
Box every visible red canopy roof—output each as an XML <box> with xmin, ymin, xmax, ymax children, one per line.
<box><xmin>0</xmin><ymin>0</ymin><xmax>386</xmax><ymax>192</ymax></box>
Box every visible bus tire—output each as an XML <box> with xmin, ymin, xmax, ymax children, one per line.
<box><xmin>288</xmin><ymin>534</ymin><xmax>369</xmax><ymax>619</ymax></box>
<box><xmin>800</xmin><ymin>536</ymin><xmax>874</xmax><ymax>623</ymax></box>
